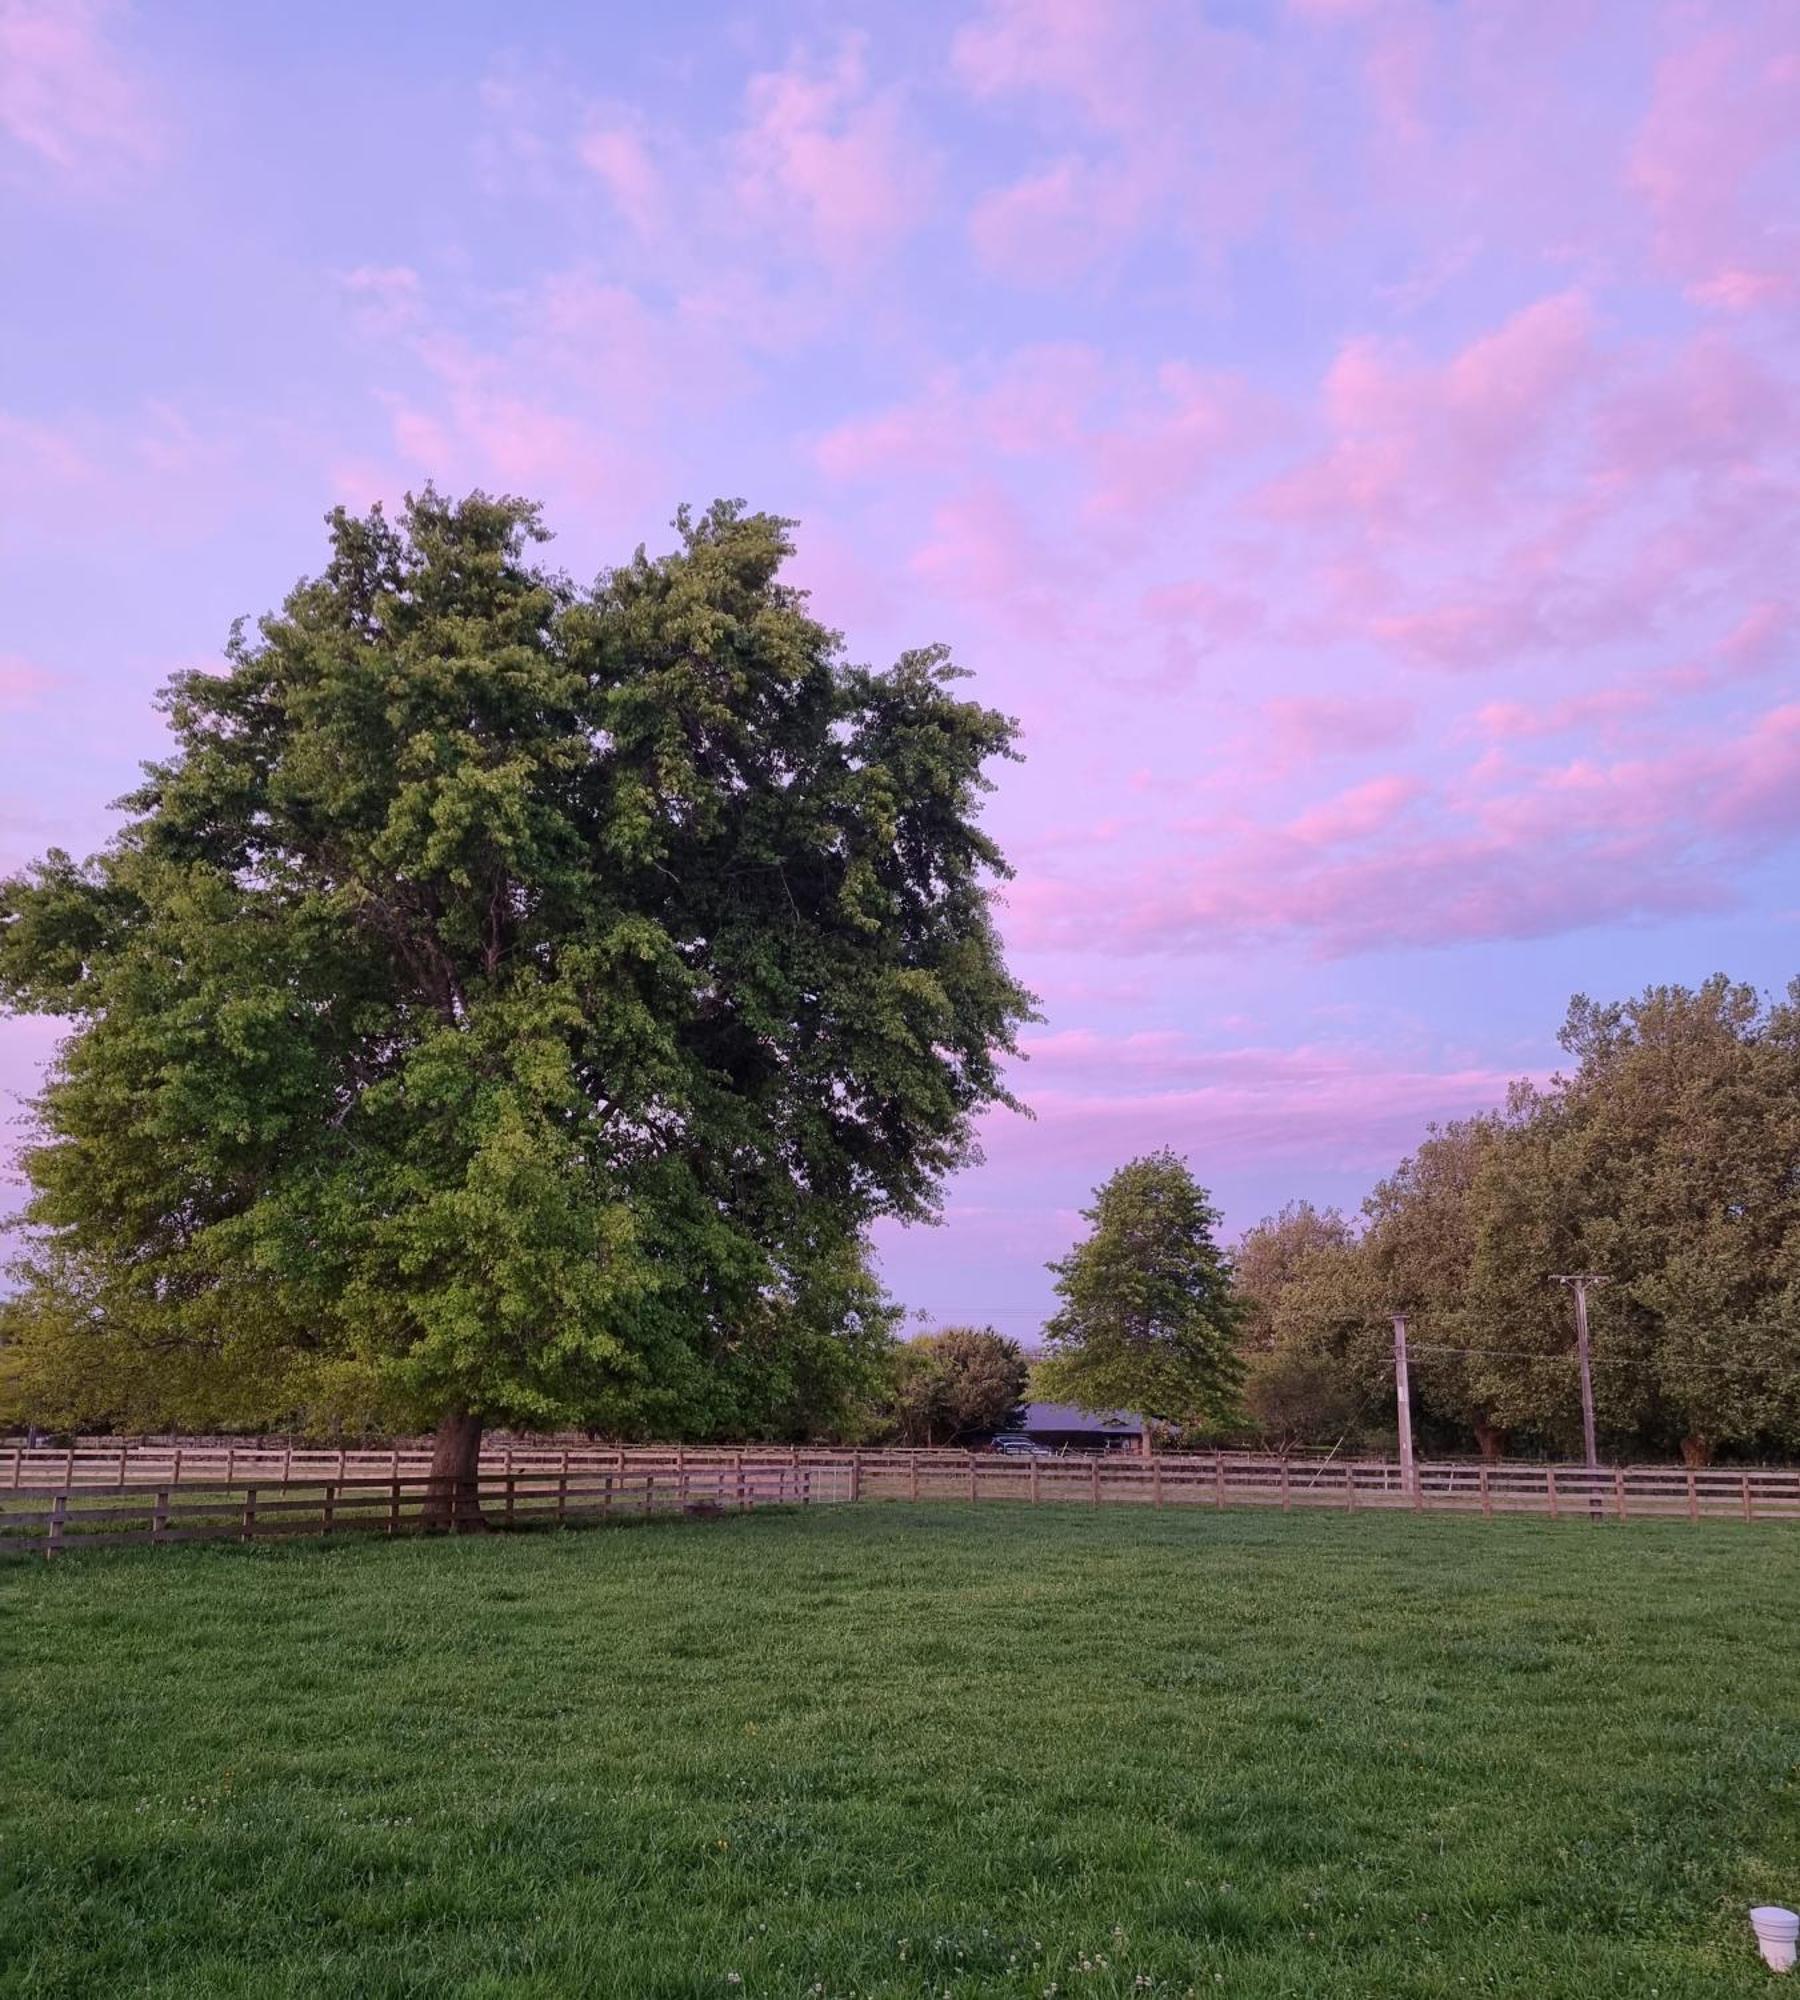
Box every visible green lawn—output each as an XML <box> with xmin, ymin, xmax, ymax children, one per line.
<box><xmin>4</xmin><ymin>1506</ymin><xmax>1797</xmax><ymax>1999</ymax></box>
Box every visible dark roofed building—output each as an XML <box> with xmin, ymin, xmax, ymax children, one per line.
<box><xmin>1014</xmin><ymin>1401</ymin><xmax>1144</xmax><ymax>1453</ymax></box>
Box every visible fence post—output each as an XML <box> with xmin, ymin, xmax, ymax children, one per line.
<box><xmin>1742</xmin><ymin>1472</ymin><xmax>1754</xmax><ymax>1524</ymax></box>
<box><xmin>603</xmin><ymin>1472</ymin><xmax>614</xmax><ymax>1519</ymax></box>
<box><xmin>1344</xmin><ymin>1466</ymin><xmax>1355</xmax><ymax>1513</ymax></box>
<box><xmin>909</xmin><ymin>1456</ymin><xmax>920</xmax><ymax>1503</ymax></box>
<box><xmin>172</xmin><ymin>1444</ymin><xmax>184</xmax><ymax>1485</ymax></box>
<box><xmin>283</xmin><ymin>1441</ymin><xmax>295</xmax><ymax>1485</ymax></box>
<box><xmin>1479</xmin><ymin>1463</ymin><xmax>1492</xmax><ymax>1520</ymax></box>
<box><xmin>849</xmin><ymin>1453</ymin><xmax>862</xmax><ymax>1504</ymax></box>
<box><xmin>1280</xmin><ymin>1460</ymin><xmax>1291</xmax><ymax>1512</ymax></box>
<box><xmin>1030</xmin><ymin>1459</ymin><xmax>1040</xmax><ymax>1506</ymax></box>
<box><xmin>556</xmin><ymin>1468</ymin><xmax>568</xmax><ymax>1524</ymax></box>
<box><xmin>1546</xmin><ymin>1467</ymin><xmax>1559</xmax><ymax>1521</ymax></box>
<box><xmin>47</xmin><ymin>1491</ymin><xmax>67</xmax><ymax>1558</ymax></box>
<box><xmin>644</xmin><ymin>1472</ymin><xmax>654</xmax><ymax>1517</ymax></box>
<box><xmin>1215</xmin><ymin>1453</ymin><xmax>1226</xmax><ymax>1509</ymax></box>
<box><xmin>1412</xmin><ymin>1459</ymin><xmax>1424</xmax><ymax>1513</ymax></box>
<box><xmin>389</xmin><ymin>1478</ymin><xmax>402</xmax><ymax>1536</ymax></box>
<box><xmin>1153</xmin><ymin>1459</ymin><xmax>1163</xmax><ymax>1509</ymax></box>
<box><xmin>1613</xmin><ymin>1466</ymin><xmax>1627</xmax><ymax>1522</ymax></box>
<box><xmin>322</xmin><ymin>1481</ymin><xmax>336</xmax><ymax>1535</ymax></box>
<box><xmin>1090</xmin><ymin>1458</ymin><xmax>1101</xmax><ymax>1506</ymax></box>
<box><xmin>153</xmin><ymin>1486</ymin><xmax>170</xmax><ymax>1543</ymax></box>
<box><xmin>225</xmin><ymin>1444</ymin><xmax>236</xmax><ymax>1486</ymax></box>
<box><xmin>242</xmin><ymin>1486</ymin><xmax>257</xmax><ymax>1541</ymax></box>
<box><xmin>64</xmin><ymin>1442</ymin><xmax>76</xmax><ymax>1485</ymax></box>
<box><xmin>1686</xmin><ymin>1467</ymin><xmax>1698</xmax><ymax>1523</ymax></box>
<box><xmin>970</xmin><ymin>1457</ymin><xmax>980</xmax><ymax>1505</ymax></box>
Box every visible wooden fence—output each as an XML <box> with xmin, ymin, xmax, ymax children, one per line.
<box><xmin>0</xmin><ymin>1461</ymin><xmax>846</xmax><ymax>1559</ymax></box>
<box><xmin>2</xmin><ymin>1440</ymin><xmax>1795</xmax><ymax>1556</ymax></box>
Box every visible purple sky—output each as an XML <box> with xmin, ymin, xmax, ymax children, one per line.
<box><xmin>2</xmin><ymin>0</ymin><xmax>1797</xmax><ymax>1340</ymax></box>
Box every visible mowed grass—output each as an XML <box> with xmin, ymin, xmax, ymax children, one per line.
<box><xmin>4</xmin><ymin>1505</ymin><xmax>1797</xmax><ymax>1999</ymax></box>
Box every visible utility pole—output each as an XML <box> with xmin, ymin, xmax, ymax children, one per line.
<box><xmin>1552</xmin><ymin>1274</ymin><xmax>1609</xmax><ymax>1471</ymax></box>
<box><xmin>1392</xmin><ymin>1312</ymin><xmax>1417</xmax><ymax>1502</ymax></box>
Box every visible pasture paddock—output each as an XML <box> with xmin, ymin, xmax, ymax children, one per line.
<box><xmin>3</xmin><ymin>1504</ymin><xmax>1797</xmax><ymax>1998</ymax></box>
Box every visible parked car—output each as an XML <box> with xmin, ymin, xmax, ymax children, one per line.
<box><xmin>990</xmin><ymin>1434</ymin><xmax>1058</xmax><ymax>1457</ymax></box>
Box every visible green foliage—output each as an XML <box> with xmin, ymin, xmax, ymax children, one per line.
<box><xmin>1035</xmin><ymin>1149</ymin><xmax>1244</xmax><ymax>1430</ymax></box>
<box><xmin>1239</xmin><ymin>1345</ymin><xmax>1366</xmax><ymax>1452</ymax></box>
<box><xmin>880</xmin><ymin>1324</ymin><xmax>1029</xmax><ymax>1445</ymax></box>
<box><xmin>0</xmin><ymin>491</ymin><xmax>1032</xmax><ymax>1439</ymax></box>
<box><xmin>1242</xmin><ymin>976</ymin><xmax>1800</xmax><ymax>1462</ymax></box>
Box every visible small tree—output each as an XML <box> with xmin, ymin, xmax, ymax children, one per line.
<box><xmin>884</xmin><ymin>1326</ymin><xmax>1028</xmax><ymax>1446</ymax></box>
<box><xmin>1035</xmin><ymin>1151</ymin><xmax>1244</xmax><ymax>1447</ymax></box>
<box><xmin>1241</xmin><ymin>1347</ymin><xmax>1364</xmax><ymax>1454</ymax></box>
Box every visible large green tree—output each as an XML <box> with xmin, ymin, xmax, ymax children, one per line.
<box><xmin>1034</xmin><ymin>1150</ymin><xmax>1244</xmax><ymax>1444</ymax></box>
<box><xmin>0</xmin><ymin>492</ymin><xmax>1032</xmax><ymax>1508</ymax></box>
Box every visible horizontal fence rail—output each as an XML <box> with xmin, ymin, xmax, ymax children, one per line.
<box><xmin>0</xmin><ymin>1462</ymin><xmax>848</xmax><ymax>1559</ymax></box>
<box><xmin>2</xmin><ymin>1439</ymin><xmax>1795</xmax><ymax>1557</ymax></box>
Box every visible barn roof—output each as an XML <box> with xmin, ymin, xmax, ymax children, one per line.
<box><xmin>1018</xmin><ymin>1401</ymin><xmax>1143</xmax><ymax>1435</ymax></box>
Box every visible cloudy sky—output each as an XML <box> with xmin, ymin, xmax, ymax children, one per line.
<box><xmin>2</xmin><ymin>0</ymin><xmax>1796</xmax><ymax>1335</ymax></box>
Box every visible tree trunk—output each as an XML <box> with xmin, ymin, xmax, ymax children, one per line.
<box><xmin>1472</xmin><ymin>1420</ymin><xmax>1509</xmax><ymax>1463</ymax></box>
<box><xmin>423</xmin><ymin>1410</ymin><xmax>485</xmax><ymax>1531</ymax></box>
<box><xmin>1680</xmin><ymin>1433</ymin><xmax>1713</xmax><ymax>1469</ymax></box>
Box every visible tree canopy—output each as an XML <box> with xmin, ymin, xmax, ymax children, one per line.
<box><xmin>0</xmin><ymin>492</ymin><xmax>1034</xmax><ymax>1469</ymax></box>
<box><xmin>880</xmin><ymin>1325</ymin><xmax>1029</xmax><ymax>1446</ymax></box>
<box><xmin>1035</xmin><ymin>1150</ymin><xmax>1244</xmax><ymax>1436</ymax></box>
<box><xmin>1238</xmin><ymin>977</ymin><xmax>1800</xmax><ymax>1464</ymax></box>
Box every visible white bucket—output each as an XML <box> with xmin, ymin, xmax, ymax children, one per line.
<box><xmin>1751</xmin><ymin>1905</ymin><xmax>1799</xmax><ymax>1973</ymax></box>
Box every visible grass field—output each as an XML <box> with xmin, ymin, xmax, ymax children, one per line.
<box><xmin>4</xmin><ymin>1506</ymin><xmax>1797</xmax><ymax>1998</ymax></box>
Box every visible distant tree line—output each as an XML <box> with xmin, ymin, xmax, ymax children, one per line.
<box><xmin>1235</xmin><ymin>978</ymin><xmax>1800</xmax><ymax>1465</ymax></box>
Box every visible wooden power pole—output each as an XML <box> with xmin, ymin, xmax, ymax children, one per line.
<box><xmin>1552</xmin><ymin>1274</ymin><xmax>1609</xmax><ymax>1471</ymax></box>
<box><xmin>1392</xmin><ymin>1312</ymin><xmax>1416</xmax><ymax>1502</ymax></box>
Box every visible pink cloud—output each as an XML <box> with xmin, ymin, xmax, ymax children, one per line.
<box><xmin>0</xmin><ymin>0</ymin><xmax>161</xmax><ymax>181</ymax></box>
<box><xmin>1262</xmin><ymin>694</ymin><xmax>1416</xmax><ymax>761</ymax></box>
<box><xmin>967</xmin><ymin>155</ymin><xmax>1149</xmax><ymax>284</ymax></box>
<box><xmin>909</xmin><ymin>484</ymin><xmax>1080</xmax><ymax>641</ymax></box>
<box><xmin>1004</xmin><ymin>697</ymin><xmax>1800</xmax><ymax>960</ymax></box>
<box><xmin>1086</xmin><ymin>364</ymin><xmax>1263</xmax><ymax>519</ymax></box>
<box><xmin>1473</xmin><ymin>686</ymin><xmax>1656</xmax><ymax>743</ymax></box>
<box><xmin>980</xmin><ymin>1028</ymin><xmax>1528</xmax><ymax>1173</ymax></box>
<box><xmin>0</xmin><ymin>654</ymin><xmax>53</xmax><ymax>710</ymax></box>
<box><xmin>1717</xmin><ymin>599</ymin><xmax>1795</xmax><ymax>677</ymax></box>
<box><xmin>952</xmin><ymin>0</ymin><xmax>1311</xmax><ymax>278</ymax></box>
<box><xmin>1594</xmin><ymin>330</ymin><xmax>1794</xmax><ymax>483</ymax></box>
<box><xmin>1285</xmin><ymin>773</ymin><xmax>1422</xmax><ymax>848</ymax></box>
<box><xmin>0</xmin><ymin>401</ymin><xmax>252</xmax><ymax>546</ymax></box>
<box><xmin>1627</xmin><ymin>5</ymin><xmax>1800</xmax><ymax>313</ymax></box>
<box><xmin>951</xmin><ymin>0</ymin><xmax>1154</xmax><ymax>132</ymax></box>
<box><xmin>577</xmin><ymin>121</ymin><xmax>663</xmax><ymax>237</ymax></box>
<box><xmin>1265</xmin><ymin>292</ymin><xmax>1596</xmax><ymax>531</ymax></box>
<box><xmin>337</xmin><ymin>265</ymin><xmax>423</xmax><ymax>336</ymax></box>
<box><xmin>732</xmin><ymin>39</ymin><xmax>935</xmax><ymax>267</ymax></box>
